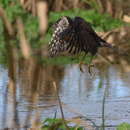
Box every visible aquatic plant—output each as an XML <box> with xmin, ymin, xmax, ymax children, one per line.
<box><xmin>41</xmin><ymin>118</ymin><xmax>84</xmax><ymax>130</ymax></box>
<box><xmin>117</xmin><ymin>123</ymin><xmax>130</xmax><ymax>130</ymax></box>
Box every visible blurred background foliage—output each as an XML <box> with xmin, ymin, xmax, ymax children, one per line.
<box><xmin>0</xmin><ymin>0</ymin><xmax>130</xmax><ymax>65</ymax></box>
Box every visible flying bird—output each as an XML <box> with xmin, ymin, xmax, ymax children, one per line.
<box><xmin>49</xmin><ymin>16</ymin><xmax>113</xmax><ymax>57</ymax></box>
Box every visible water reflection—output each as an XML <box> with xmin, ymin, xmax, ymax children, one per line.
<box><xmin>0</xmin><ymin>64</ymin><xmax>130</xmax><ymax>128</ymax></box>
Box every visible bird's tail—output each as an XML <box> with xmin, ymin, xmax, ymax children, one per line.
<box><xmin>100</xmin><ymin>41</ymin><xmax>114</xmax><ymax>48</ymax></box>
<box><xmin>100</xmin><ymin>41</ymin><xmax>129</xmax><ymax>56</ymax></box>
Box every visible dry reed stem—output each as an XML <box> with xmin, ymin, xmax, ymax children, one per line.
<box><xmin>0</xmin><ymin>7</ymin><xmax>19</xmax><ymax>128</ymax></box>
<box><xmin>0</xmin><ymin>6</ymin><xmax>17</xmax><ymax>85</ymax></box>
<box><xmin>32</xmin><ymin>0</ymin><xmax>36</xmax><ymax>16</ymax></box>
<box><xmin>101</xmin><ymin>28</ymin><xmax>119</xmax><ymax>39</ymax></box>
<box><xmin>16</xmin><ymin>18</ymin><xmax>32</xmax><ymax>59</ymax></box>
<box><xmin>23</xmin><ymin>61</ymin><xmax>41</xmax><ymax>127</ymax></box>
<box><xmin>0</xmin><ymin>7</ymin><xmax>14</xmax><ymax>36</ymax></box>
<box><xmin>55</xmin><ymin>0</ymin><xmax>63</xmax><ymax>11</ymax></box>
<box><xmin>20</xmin><ymin>0</ymin><xmax>35</xmax><ymax>13</ymax></box>
<box><xmin>123</xmin><ymin>15</ymin><xmax>130</xmax><ymax>23</ymax></box>
<box><xmin>73</xmin><ymin>0</ymin><xmax>79</xmax><ymax>8</ymax></box>
<box><xmin>36</xmin><ymin>1</ymin><xmax>48</xmax><ymax>36</ymax></box>
<box><xmin>31</xmin><ymin>111</ymin><xmax>41</xmax><ymax>129</ymax></box>
<box><xmin>23</xmin><ymin>0</ymin><xmax>31</xmax><ymax>10</ymax></box>
<box><xmin>101</xmin><ymin>84</ymin><xmax>108</xmax><ymax>130</ymax></box>
<box><xmin>23</xmin><ymin>2</ymin><xmax>49</xmax><ymax>126</ymax></box>
<box><xmin>97</xmin><ymin>54</ymin><xmax>113</xmax><ymax>64</ymax></box>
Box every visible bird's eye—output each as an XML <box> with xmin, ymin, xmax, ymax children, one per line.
<box><xmin>62</xmin><ymin>20</ymin><xmax>68</xmax><ymax>26</ymax></box>
<box><xmin>58</xmin><ymin>20</ymin><xmax>66</xmax><ymax>27</ymax></box>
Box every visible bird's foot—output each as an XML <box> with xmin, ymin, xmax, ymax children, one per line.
<box><xmin>79</xmin><ymin>62</ymin><xmax>94</xmax><ymax>75</ymax></box>
<box><xmin>79</xmin><ymin>62</ymin><xmax>85</xmax><ymax>73</ymax></box>
<box><xmin>88</xmin><ymin>64</ymin><xmax>94</xmax><ymax>75</ymax></box>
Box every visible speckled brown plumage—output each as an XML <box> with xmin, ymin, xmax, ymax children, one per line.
<box><xmin>49</xmin><ymin>16</ymin><xmax>112</xmax><ymax>57</ymax></box>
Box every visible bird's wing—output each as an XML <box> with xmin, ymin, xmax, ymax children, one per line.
<box><xmin>49</xmin><ymin>16</ymin><xmax>114</xmax><ymax>57</ymax></box>
<box><xmin>71</xmin><ymin>17</ymin><xmax>101</xmax><ymax>55</ymax></box>
<box><xmin>81</xmin><ymin>19</ymin><xmax>113</xmax><ymax>48</ymax></box>
<box><xmin>49</xmin><ymin>27</ymin><xmax>66</xmax><ymax>56</ymax></box>
<box><xmin>49</xmin><ymin>17</ymin><xmax>73</xmax><ymax>56</ymax></box>
<box><xmin>49</xmin><ymin>18</ymin><xmax>95</xmax><ymax>56</ymax></box>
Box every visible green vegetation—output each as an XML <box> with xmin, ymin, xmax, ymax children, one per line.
<box><xmin>117</xmin><ymin>123</ymin><xmax>130</xmax><ymax>130</ymax></box>
<box><xmin>41</xmin><ymin>118</ymin><xmax>84</xmax><ymax>130</ymax></box>
<box><xmin>47</xmin><ymin>9</ymin><xmax>124</xmax><ymax>46</ymax></box>
<box><xmin>0</xmin><ymin>0</ymin><xmax>125</xmax><ymax>65</ymax></box>
<box><xmin>41</xmin><ymin>53</ymin><xmax>95</xmax><ymax>65</ymax></box>
<box><xmin>49</xmin><ymin>9</ymin><xmax>124</xmax><ymax>31</ymax></box>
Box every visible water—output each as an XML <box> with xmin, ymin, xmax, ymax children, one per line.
<box><xmin>0</xmin><ymin>64</ymin><xmax>130</xmax><ymax>129</ymax></box>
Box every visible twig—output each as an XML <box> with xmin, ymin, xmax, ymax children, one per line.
<box><xmin>101</xmin><ymin>28</ymin><xmax>119</xmax><ymax>39</ymax></box>
<box><xmin>53</xmin><ymin>81</ymin><xmax>69</xmax><ymax>130</ymax></box>
<box><xmin>101</xmin><ymin>85</ymin><xmax>108</xmax><ymax>130</ymax></box>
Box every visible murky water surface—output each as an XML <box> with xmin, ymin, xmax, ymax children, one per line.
<box><xmin>0</xmin><ymin>64</ymin><xmax>130</xmax><ymax>129</ymax></box>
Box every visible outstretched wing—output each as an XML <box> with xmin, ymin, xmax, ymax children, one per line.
<box><xmin>71</xmin><ymin>17</ymin><xmax>113</xmax><ymax>55</ymax></box>
<box><xmin>49</xmin><ymin>16</ymin><xmax>113</xmax><ymax>57</ymax></box>
<box><xmin>49</xmin><ymin>16</ymin><xmax>74</xmax><ymax>56</ymax></box>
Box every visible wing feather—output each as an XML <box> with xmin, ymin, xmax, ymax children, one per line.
<box><xmin>49</xmin><ymin>16</ymin><xmax>112</xmax><ymax>57</ymax></box>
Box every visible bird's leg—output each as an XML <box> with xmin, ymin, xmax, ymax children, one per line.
<box><xmin>87</xmin><ymin>55</ymin><xmax>94</xmax><ymax>75</ymax></box>
<box><xmin>79</xmin><ymin>53</ymin><xmax>87</xmax><ymax>73</ymax></box>
<box><xmin>79</xmin><ymin>54</ymin><xmax>94</xmax><ymax>74</ymax></box>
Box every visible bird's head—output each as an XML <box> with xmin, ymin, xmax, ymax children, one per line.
<box><xmin>53</xmin><ymin>16</ymin><xmax>74</xmax><ymax>41</ymax></box>
<box><xmin>58</xmin><ymin>16</ymin><xmax>73</xmax><ymax>28</ymax></box>
<box><xmin>53</xmin><ymin>16</ymin><xmax>73</xmax><ymax>30</ymax></box>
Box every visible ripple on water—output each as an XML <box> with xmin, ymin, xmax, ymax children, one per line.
<box><xmin>0</xmin><ymin>64</ymin><xmax>130</xmax><ymax>128</ymax></box>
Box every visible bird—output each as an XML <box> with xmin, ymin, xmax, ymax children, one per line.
<box><xmin>48</xmin><ymin>16</ymin><xmax>113</xmax><ymax>57</ymax></box>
